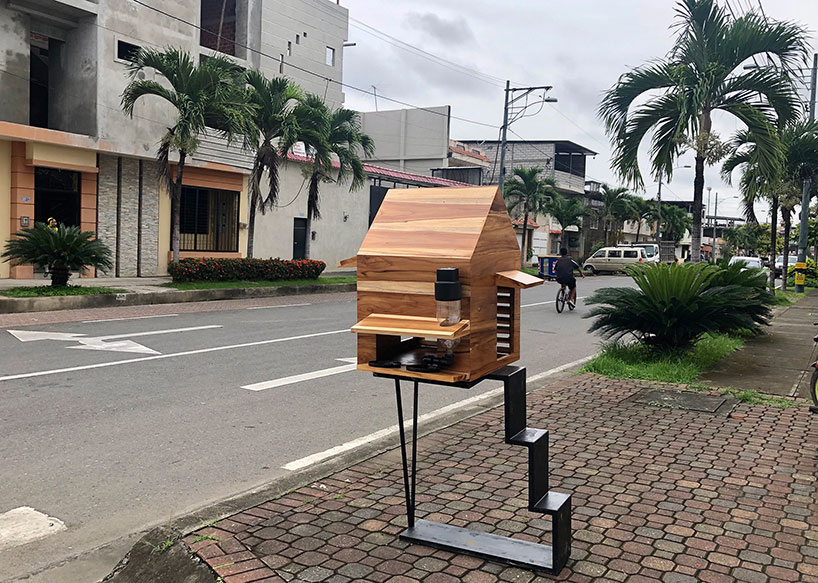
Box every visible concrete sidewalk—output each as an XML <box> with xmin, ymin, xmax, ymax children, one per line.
<box><xmin>106</xmin><ymin>374</ymin><xmax>817</xmax><ymax>583</ymax></box>
<box><xmin>0</xmin><ymin>276</ymin><xmax>174</xmax><ymax>294</ymax></box>
<box><xmin>702</xmin><ymin>291</ymin><xmax>818</xmax><ymax>399</ymax></box>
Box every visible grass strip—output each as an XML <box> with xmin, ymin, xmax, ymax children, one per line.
<box><xmin>580</xmin><ymin>333</ymin><xmax>744</xmax><ymax>385</ymax></box>
<box><xmin>162</xmin><ymin>276</ymin><xmax>356</xmax><ymax>290</ymax></box>
<box><xmin>0</xmin><ymin>285</ymin><xmax>129</xmax><ymax>298</ymax></box>
<box><xmin>773</xmin><ymin>289</ymin><xmax>805</xmax><ymax>306</ymax></box>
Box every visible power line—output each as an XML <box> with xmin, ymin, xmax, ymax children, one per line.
<box><xmin>128</xmin><ymin>0</ymin><xmax>499</xmax><ymax>129</ymax></box>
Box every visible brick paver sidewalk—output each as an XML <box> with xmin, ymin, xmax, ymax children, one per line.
<box><xmin>184</xmin><ymin>374</ymin><xmax>818</xmax><ymax>583</ymax></box>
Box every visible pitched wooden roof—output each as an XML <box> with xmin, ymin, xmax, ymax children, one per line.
<box><xmin>358</xmin><ymin>186</ymin><xmax>510</xmax><ymax>259</ymax></box>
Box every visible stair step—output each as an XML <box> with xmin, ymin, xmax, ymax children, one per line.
<box><xmin>508</xmin><ymin>428</ymin><xmax>548</xmax><ymax>446</ymax></box>
<box><xmin>531</xmin><ymin>491</ymin><xmax>571</xmax><ymax>515</ymax></box>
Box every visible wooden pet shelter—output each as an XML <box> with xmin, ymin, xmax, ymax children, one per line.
<box><xmin>343</xmin><ymin>185</ymin><xmax>542</xmax><ymax>383</ymax></box>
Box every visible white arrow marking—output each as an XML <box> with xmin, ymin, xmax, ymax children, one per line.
<box><xmin>7</xmin><ymin>330</ymin><xmax>86</xmax><ymax>342</ymax></box>
<box><xmin>242</xmin><ymin>358</ymin><xmax>357</xmax><ymax>391</ymax></box>
<box><xmin>69</xmin><ymin>339</ymin><xmax>160</xmax><ymax>355</ymax></box>
<box><xmin>8</xmin><ymin>325</ymin><xmax>222</xmax><ymax>355</ymax></box>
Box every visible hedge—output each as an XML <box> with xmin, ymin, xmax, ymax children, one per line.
<box><xmin>168</xmin><ymin>257</ymin><xmax>326</xmax><ymax>282</ymax></box>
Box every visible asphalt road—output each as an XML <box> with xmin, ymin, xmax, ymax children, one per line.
<box><xmin>0</xmin><ymin>275</ymin><xmax>634</xmax><ymax>582</ymax></box>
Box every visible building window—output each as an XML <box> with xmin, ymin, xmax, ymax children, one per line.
<box><xmin>287</xmin><ymin>41</ymin><xmax>292</xmax><ymax>56</ymax></box>
<box><xmin>279</xmin><ymin>54</ymin><xmax>284</xmax><ymax>74</ymax></box>
<box><xmin>325</xmin><ymin>46</ymin><xmax>335</xmax><ymax>67</ymax></box>
<box><xmin>179</xmin><ymin>186</ymin><xmax>239</xmax><ymax>252</ymax></box>
<box><xmin>296</xmin><ymin>34</ymin><xmax>300</xmax><ymax>44</ymax></box>
<box><xmin>590</xmin><ymin>214</ymin><xmax>599</xmax><ymax>229</ymax></box>
<box><xmin>554</xmin><ymin>151</ymin><xmax>586</xmax><ymax>178</ymax></box>
<box><xmin>117</xmin><ymin>40</ymin><xmax>141</xmax><ymax>63</ymax></box>
<box><xmin>200</xmin><ymin>0</ymin><xmax>237</xmax><ymax>56</ymax></box>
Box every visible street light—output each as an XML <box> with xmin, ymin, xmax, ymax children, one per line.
<box><xmin>709</xmin><ymin>193</ymin><xmax>738</xmax><ymax>259</ymax></box>
<box><xmin>656</xmin><ymin>164</ymin><xmax>691</xmax><ymax>245</ymax></box>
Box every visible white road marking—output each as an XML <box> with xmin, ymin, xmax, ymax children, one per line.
<box><xmin>522</xmin><ymin>296</ymin><xmax>587</xmax><ymax>308</ymax></box>
<box><xmin>0</xmin><ymin>329</ymin><xmax>350</xmax><ymax>383</ymax></box>
<box><xmin>81</xmin><ymin>314</ymin><xmax>179</xmax><ymax>324</ymax></box>
<box><xmin>280</xmin><ymin>354</ymin><xmax>595</xmax><ymax>471</ymax></box>
<box><xmin>242</xmin><ymin>358</ymin><xmax>357</xmax><ymax>391</ymax></box>
<box><xmin>246</xmin><ymin>303</ymin><xmax>310</xmax><ymax>310</ymax></box>
<box><xmin>0</xmin><ymin>507</ymin><xmax>66</xmax><ymax>551</ymax></box>
<box><xmin>8</xmin><ymin>325</ymin><xmax>222</xmax><ymax>355</ymax></box>
<box><xmin>7</xmin><ymin>330</ymin><xmax>85</xmax><ymax>342</ymax></box>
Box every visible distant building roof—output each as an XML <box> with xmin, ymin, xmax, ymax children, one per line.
<box><xmin>286</xmin><ymin>153</ymin><xmax>470</xmax><ymax>187</ymax></box>
<box><xmin>511</xmin><ymin>217</ymin><xmax>540</xmax><ymax>229</ymax></box>
<box><xmin>458</xmin><ymin>139</ymin><xmax>597</xmax><ymax>157</ymax></box>
<box><xmin>449</xmin><ymin>145</ymin><xmax>491</xmax><ymax>162</ymax></box>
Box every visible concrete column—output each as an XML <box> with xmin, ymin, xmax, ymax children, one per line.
<box><xmin>9</xmin><ymin>142</ymin><xmax>34</xmax><ymax>278</ymax></box>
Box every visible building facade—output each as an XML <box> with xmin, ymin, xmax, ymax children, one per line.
<box><xmin>0</xmin><ymin>0</ymin><xmax>350</xmax><ymax>278</ymax></box>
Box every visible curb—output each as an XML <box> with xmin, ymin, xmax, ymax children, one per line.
<box><xmin>0</xmin><ymin>283</ymin><xmax>356</xmax><ymax>314</ymax></box>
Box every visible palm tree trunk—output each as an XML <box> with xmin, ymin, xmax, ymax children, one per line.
<box><xmin>604</xmin><ymin>219</ymin><xmax>609</xmax><ymax>247</ymax></box>
<box><xmin>304</xmin><ymin>173</ymin><xmax>320</xmax><ymax>260</ymax></box>
<box><xmin>50</xmin><ymin>265</ymin><xmax>70</xmax><ymax>287</ymax></box>
<box><xmin>171</xmin><ymin>151</ymin><xmax>186</xmax><ymax>263</ymax></box>
<box><xmin>782</xmin><ymin>209</ymin><xmax>791</xmax><ymax>291</ymax></box>
<box><xmin>769</xmin><ymin>195</ymin><xmax>778</xmax><ymax>292</ymax></box>
<box><xmin>247</xmin><ymin>201</ymin><xmax>256</xmax><ymax>258</ymax></box>
<box><xmin>521</xmin><ymin>207</ymin><xmax>530</xmax><ymax>270</ymax></box>
<box><xmin>635</xmin><ymin>220</ymin><xmax>642</xmax><ymax>242</ymax></box>
<box><xmin>691</xmin><ymin>154</ymin><xmax>705</xmax><ymax>262</ymax></box>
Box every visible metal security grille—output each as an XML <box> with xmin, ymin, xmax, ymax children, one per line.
<box><xmin>179</xmin><ymin>186</ymin><xmax>239</xmax><ymax>252</ymax></box>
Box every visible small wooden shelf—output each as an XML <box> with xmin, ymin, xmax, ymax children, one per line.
<box><xmin>357</xmin><ymin>364</ymin><xmax>468</xmax><ymax>384</ymax></box>
<box><xmin>351</xmin><ymin>313</ymin><xmax>471</xmax><ymax>340</ymax></box>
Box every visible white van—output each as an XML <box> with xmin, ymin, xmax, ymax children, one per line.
<box><xmin>619</xmin><ymin>243</ymin><xmax>660</xmax><ymax>263</ymax></box>
<box><xmin>583</xmin><ymin>246</ymin><xmax>647</xmax><ymax>274</ymax></box>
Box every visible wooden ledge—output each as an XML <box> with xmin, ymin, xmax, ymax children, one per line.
<box><xmin>351</xmin><ymin>313</ymin><xmax>470</xmax><ymax>340</ymax></box>
<box><xmin>338</xmin><ymin>256</ymin><xmax>357</xmax><ymax>268</ymax></box>
<box><xmin>495</xmin><ymin>270</ymin><xmax>543</xmax><ymax>289</ymax></box>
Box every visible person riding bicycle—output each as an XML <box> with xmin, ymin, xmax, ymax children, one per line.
<box><xmin>554</xmin><ymin>247</ymin><xmax>584</xmax><ymax>308</ymax></box>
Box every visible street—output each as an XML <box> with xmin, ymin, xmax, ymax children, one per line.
<box><xmin>0</xmin><ymin>275</ymin><xmax>633</xmax><ymax>582</ymax></box>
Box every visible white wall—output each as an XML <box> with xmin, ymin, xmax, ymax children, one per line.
<box><xmin>252</xmin><ymin>160</ymin><xmax>368</xmax><ymax>271</ymax></box>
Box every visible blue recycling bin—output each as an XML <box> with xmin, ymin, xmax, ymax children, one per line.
<box><xmin>538</xmin><ymin>255</ymin><xmax>560</xmax><ymax>280</ymax></box>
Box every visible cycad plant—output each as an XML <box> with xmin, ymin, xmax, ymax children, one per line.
<box><xmin>2</xmin><ymin>223</ymin><xmax>113</xmax><ymax>286</ymax></box>
<box><xmin>585</xmin><ymin>262</ymin><xmax>772</xmax><ymax>350</ymax></box>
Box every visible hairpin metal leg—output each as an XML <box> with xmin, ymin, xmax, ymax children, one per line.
<box><xmin>395</xmin><ymin>378</ymin><xmax>419</xmax><ymax>527</ymax></box>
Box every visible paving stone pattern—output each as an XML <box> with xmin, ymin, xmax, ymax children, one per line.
<box><xmin>186</xmin><ymin>375</ymin><xmax>818</xmax><ymax>583</ymax></box>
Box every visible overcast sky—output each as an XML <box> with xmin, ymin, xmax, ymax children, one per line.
<box><xmin>340</xmin><ymin>0</ymin><xmax>818</xmax><ymax>221</ymax></box>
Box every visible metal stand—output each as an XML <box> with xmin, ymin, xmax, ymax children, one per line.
<box><xmin>388</xmin><ymin>366</ymin><xmax>572</xmax><ymax>575</ymax></box>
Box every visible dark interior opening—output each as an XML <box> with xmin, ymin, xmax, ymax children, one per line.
<box><xmin>200</xmin><ymin>0</ymin><xmax>237</xmax><ymax>56</ymax></box>
<box><xmin>30</xmin><ymin>45</ymin><xmax>49</xmax><ymax>128</ymax></box>
<box><xmin>34</xmin><ymin>167</ymin><xmax>81</xmax><ymax>227</ymax></box>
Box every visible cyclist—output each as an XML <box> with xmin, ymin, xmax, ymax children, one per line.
<box><xmin>554</xmin><ymin>247</ymin><xmax>584</xmax><ymax>309</ymax></box>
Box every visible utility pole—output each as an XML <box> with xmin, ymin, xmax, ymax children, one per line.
<box><xmin>498</xmin><ymin>81</ymin><xmax>557</xmax><ymax>195</ymax></box>
<box><xmin>371</xmin><ymin>85</ymin><xmax>378</xmax><ymax>112</ymax></box>
<box><xmin>796</xmin><ymin>52</ymin><xmax>818</xmax><ymax>293</ymax></box>
<box><xmin>656</xmin><ymin>177</ymin><xmax>663</xmax><ymax>245</ymax></box>
<box><xmin>707</xmin><ymin>186</ymin><xmax>713</xmax><ymax>253</ymax></box>
<box><xmin>713</xmin><ymin>192</ymin><xmax>719</xmax><ymax>260</ymax></box>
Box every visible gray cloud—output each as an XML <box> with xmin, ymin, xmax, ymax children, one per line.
<box><xmin>405</xmin><ymin>12</ymin><xmax>476</xmax><ymax>46</ymax></box>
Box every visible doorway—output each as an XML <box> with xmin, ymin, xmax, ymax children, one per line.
<box><xmin>34</xmin><ymin>167</ymin><xmax>81</xmax><ymax>227</ymax></box>
<box><xmin>293</xmin><ymin>217</ymin><xmax>307</xmax><ymax>260</ymax></box>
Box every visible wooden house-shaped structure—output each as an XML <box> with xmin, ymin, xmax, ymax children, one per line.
<box><xmin>344</xmin><ymin>186</ymin><xmax>542</xmax><ymax>384</ymax></box>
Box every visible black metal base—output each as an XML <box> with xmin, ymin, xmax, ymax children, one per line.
<box><xmin>385</xmin><ymin>366</ymin><xmax>573</xmax><ymax>577</ymax></box>
<box><xmin>401</xmin><ymin>520</ymin><xmax>558</xmax><ymax>573</ymax></box>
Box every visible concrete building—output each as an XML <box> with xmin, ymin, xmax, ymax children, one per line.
<box><xmin>0</xmin><ymin>0</ymin><xmax>350</xmax><ymax>279</ymax></box>
<box><xmin>359</xmin><ymin>106</ymin><xmax>451</xmax><ymax>176</ymax></box>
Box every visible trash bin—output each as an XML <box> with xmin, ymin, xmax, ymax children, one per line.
<box><xmin>538</xmin><ymin>255</ymin><xmax>560</xmax><ymax>280</ymax></box>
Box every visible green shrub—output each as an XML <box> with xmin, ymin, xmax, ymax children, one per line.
<box><xmin>168</xmin><ymin>257</ymin><xmax>326</xmax><ymax>282</ymax></box>
<box><xmin>1</xmin><ymin>223</ymin><xmax>113</xmax><ymax>286</ymax></box>
<box><xmin>585</xmin><ymin>262</ymin><xmax>773</xmax><ymax>349</ymax></box>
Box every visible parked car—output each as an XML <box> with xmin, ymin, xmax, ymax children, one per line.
<box><xmin>618</xmin><ymin>243</ymin><xmax>660</xmax><ymax>263</ymax></box>
<box><xmin>729</xmin><ymin>256</ymin><xmax>764</xmax><ymax>271</ymax></box>
<box><xmin>774</xmin><ymin>255</ymin><xmax>799</xmax><ymax>277</ymax></box>
<box><xmin>583</xmin><ymin>246</ymin><xmax>646</xmax><ymax>274</ymax></box>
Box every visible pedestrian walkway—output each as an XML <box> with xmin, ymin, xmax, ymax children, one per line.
<box><xmin>180</xmin><ymin>374</ymin><xmax>817</xmax><ymax>583</ymax></box>
<box><xmin>702</xmin><ymin>291</ymin><xmax>818</xmax><ymax>399</ymax></box>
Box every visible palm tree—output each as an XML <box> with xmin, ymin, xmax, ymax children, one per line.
<box><xmin>121</xmin><ymin>48</ymin><xmax>256</xmax><ymax>262</ymax></box>
<box><xmin>245</xmin><ymin>72</ymin><xmax>303</xmax><ymax>258</ymax></box>
<box><xmin>544</xmin><ymin>193</ymin><xmax>588</xmax><ymax>248</ymax></box>
<box><xmin>503</xmin><ymin>167</ymin><xmax>558</xmax><ymax>269</ymax></box>
<box><xmin>600</xmin><ymin>184</ymin><xmax>632</xmax><ymax>246</ymax></box>
<box><xmin>599</xmin><ymin>0</ymin><xmax>808</xmax><ymax>262</ymax></box>
<box><xmin>300</xmin><ymin>96</ymin><xmax>374</xmax><ymax>259</ymax></box>
<box><xmin>2</xmin><ymin>223</ymin><xmax>113</xmax><ymax>286</ymax></box>
<box><xmin>723</xmin><ymin>120</ymin><xmax>818</xmax><ymax>289</ymax></box>
<box><xmin>659</xmin><ymin>205</ymin><xmax>693</xmax><ymax>245</ymax></box>
<box><xmin>626</xmin><ymin>195</ymin><xmax>654</xmax><ymax>242</ymax></box>
<box><xmin>778</xmin><ymin>188</ymin><xmax>801</xmax><ymax>289</ymax></box>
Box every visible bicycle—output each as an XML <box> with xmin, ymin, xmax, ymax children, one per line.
<box><xmin>808</xmin><ymin>322</ymin><xmax>818</xmax><ymax>413</ymax></box>
<box><xmin>555</xmin><ymin>283</ymin><xmax>575</xmax><ymax>313</ymax></box>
